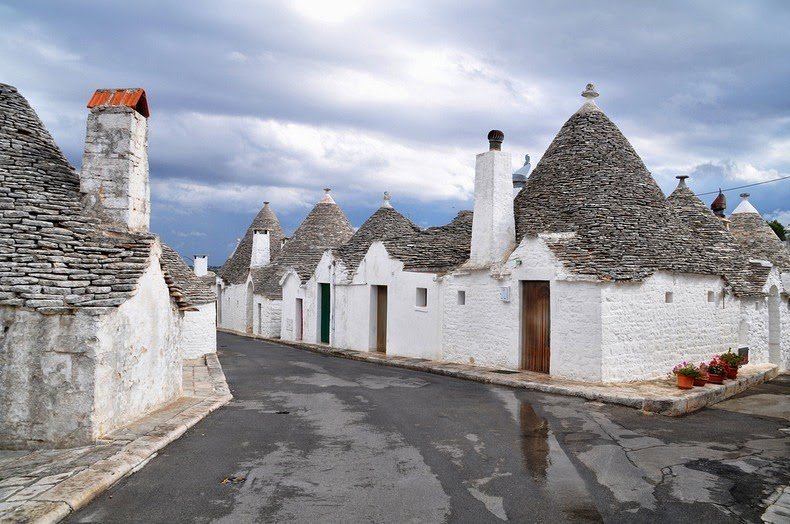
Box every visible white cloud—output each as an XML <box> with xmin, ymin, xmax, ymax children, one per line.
<box><xmin>765</xmin><ymin>209</ymin><xmax>790</xmax><ymax>227</ymax></box>
<box><xmin>151</xmin><ymin>111</ymin><xmax>479</xmax><ymax>211</ymax></box>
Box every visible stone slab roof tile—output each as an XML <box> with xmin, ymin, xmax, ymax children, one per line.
<box><xmin>729</xmin><ymin>212</ymin><xmax>790</xmax><ymax>273</ymax></box>
<box><xmin>160</xmin><ymin>244</ymin><xmax>216</xmax><ymax>306</ymax></box>
<box><xmin>334</xmin><ymin>205</ymin><xmax>421</xmax><ymax>273</ymax></box>
<box><xmin>382</xmin><ymin>210</ymin><xmax>473</xmax><ymax>274</ymax></box>
<box><xmin>253</xmin><ymin>197</ymin><xmax>354</xmax><ymax>299</ymax></box>
<box><xmin>667</xmin><ymin>182</ymin><xmax>762</xmax><ymax>296</ymax></box>
<box><xmin>218</xmin><ymin>202</ymin><xmax>285</xmax><ymax>285</ymax></box>
<box><xmin>0</xmin><ymin>83</ymin><xmax>174</xmax><ymax>313</ymax></box>
<box><xmin>514</xmin><ymin>102</ymin><xmax>720</xmax><ymax>282</ymax></box>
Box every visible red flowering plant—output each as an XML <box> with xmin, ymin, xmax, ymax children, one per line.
<box><xmin>720</xmin><ymin>349</ymin><xmax>744</xmax><ymax>370</ymax></box>
<box><xmin>707</xmin><ymin>357</ymin><xmax>726</xmax><ymax>376</ymax></box>
<box><xmin>670</xmin><ymin>361</ymin><xmax>700</xmax><ymax>378</ymax></box>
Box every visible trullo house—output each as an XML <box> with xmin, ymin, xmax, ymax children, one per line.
<box><xmin>0</xmin><ymin>85</ymin><xmax>215</xmax><ymax>448</ymax></box>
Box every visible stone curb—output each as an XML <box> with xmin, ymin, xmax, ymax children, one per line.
<box><xmin>1</xmin><ymin>356</ymin><xmax>232</xmax><ymax>524</ymax></box>
<box><xmin>231</xmin><ymin>331</ymin><xmax>778</xmax><ymax>417</ymax></box>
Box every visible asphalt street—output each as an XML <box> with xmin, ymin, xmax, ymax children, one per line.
<box><xmin>70</xmin><ymin>332</ymin><xmax>790</xmax><ymax>523</ymax></box>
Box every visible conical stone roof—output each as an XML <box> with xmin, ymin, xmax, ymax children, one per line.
<box><xmin>160</xmin><ymin>244</ymin><xmax>216</xmax><ymax>305</ymax></box>
<box><xmin>252</xmin><ymin>191</ymin><xmax>354</xmax><ymax>298</ymax></box>
<box><xmin>666</xmin><ymin>180</ymin><xmax>761</xmax><ymax>295</ymax></box>
<box><xmin>729</xmin><ymin>195</ymin><xmax>790</xmax><ymax>272</ymax></box>
<box><xmin>0</xmin><ymin>83</ymin><xmax>171</xmax><ymax>313</ymax></box>
<box><xmin>335</xmin><ymin>199</ymin><xmax>421</xmax><ymax>274</ymax></box>
<box><xmin>218</xmin><ymin>202</ymin><xmax>285</xmax><ymax>285</ymax></box>
<box><xmin>514</xmin><ymin>92</ymin><xmax>703</xmax><ymax>281</ymax></box>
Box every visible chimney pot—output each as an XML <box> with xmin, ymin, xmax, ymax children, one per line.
<box><xmin>194</xmin><ymin>255</ymin><xmax>208</xmax><ymax>277</ymax></box>
<box><xmin>487</xmin><ymin>130</ymin><xmax>504</xmax><ymax>151</ymax></box>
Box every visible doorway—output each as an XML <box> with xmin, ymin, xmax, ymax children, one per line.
<box><xmin>245</xmin><ymin>282</ymin><xmax>254</xmax><ymax>334</ymax></box>
<box><xmin>319</xmin><ymin>283</ymin><xmax>331</xmax><ymax>344</ymax></box>
<box><xmin>374</xmin><ymin>286</ymin><xmax>388</xmax><ymax>352</ymax></box>
<box><xmin>521</xmin><ymin>281</ymin><xmax>550</xmax><ymax>373</ymax></box>
<box><xmin>295</xmin><ymin>298</ymin><xmax>303</xmax><ymax>341</ymax></box>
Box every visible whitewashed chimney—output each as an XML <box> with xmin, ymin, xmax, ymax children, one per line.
<box><xmin>80</xmin><ymin>88</ymin><xmax>150</xmax><ymax>233</ymax></box>
<box><xmin>194</xmin><ymin>255</ymin><xmax>208</xmax><ymax>276</ymax></box>
<box><xmin>469</xmin><ymin>130</ymin><xmax>515</xmax><ymax>266</ymax></box>
<box><xmin>251</xmin><ymin>229</ymin><xmax>272</xmax><ymax>267</ymax></box>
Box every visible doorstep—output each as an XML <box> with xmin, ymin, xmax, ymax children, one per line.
<box><xmin>261</xmin><ymin>336</ymin><xmax>778</xmax><ymax>417</ymax></box>
<box><xmin>0</xmin><ymin>354</ymin><xmax>232</xmax><ymax>524</ymax></box>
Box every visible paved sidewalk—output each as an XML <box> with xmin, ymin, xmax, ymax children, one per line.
<box><xmin>244</xmin><ymin>332</ymin><xmax>779</xmax><ymax>416</ymax></box>
<box><xmin>0</xmin><ymin>354</ymin><xmax>231</xmax><ymax>524</ymax></box>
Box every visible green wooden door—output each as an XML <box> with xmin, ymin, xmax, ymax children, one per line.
<box><xmin>320</xmin><ymin>283</ymin><xmax>331</xmax><ymax>343</ymax></box>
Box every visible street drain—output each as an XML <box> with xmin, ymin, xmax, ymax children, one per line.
<box><xmin>275</xmin><ymin>410</ymin><xmax>290</xmax><ymax>414</ymax></box>
<box><xmin>490</xmin><ymin>369</ymin><xmax>520</xmax><ymax>374</ymax></box>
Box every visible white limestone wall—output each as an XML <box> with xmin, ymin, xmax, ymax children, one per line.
<box><xmin>218</xmin><ymin>281</ymin><xmax>249</xmax><ymax>333</ymax></box>
<box><xmin>183</xmin><ymin>302</ymin><xmax>217</xmax><ymax>359</ymax></box>
<box><xmin>781</xmin><ymin>291</ymin><xmax>790</xmax><ymax>371</ymax></box>
<box><xmin>348</xmin><ymin>243</ymin><xmax>443</xmax><ymax>359</ymax></box>
<box><xmin>93</xmin><ymin>249</ymin><xmax>182</xmax><ymax>436</ymax></box>
<box><xmin>443</xmin><ymin>237</ymin><xmax>602</xmax><ymax>380</ymax></box>
<box><xmin>0</xmin><ymin>306</ymin><xmax>101</xmax><ymax>448</ymax></box>
<box><xmin>740</xmin><ymin>270</ymin><xmax>790</xmax><ymax>371</ymax></box>
<box><xmin>281</xmin><ymin>271</ymin><xmax>306</xmax><ymax>341</ymax></box>
<box><xmin>253</xmin><ymin>296</ymin><xmax>281</xmax><ymax>338</ymax></box>
<box><xmin>601</xmin><ymin>272</ymin><xmax>739</xmax><ymax>382</ymax></box>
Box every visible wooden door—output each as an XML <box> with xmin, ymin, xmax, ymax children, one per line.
<box><xmin>376</xmin><ymin>286</ymin><xmax>387</xmax><ymax>352</ymax></box>
<box><xmin>319</xmin><ymin>283</ymin><xmax>331</xmax><ymax>344</ymax></box>
<box><xmin>522</xmin><ymin>281</ymin><xmax>550</xmax><ymax>373</ymax></box>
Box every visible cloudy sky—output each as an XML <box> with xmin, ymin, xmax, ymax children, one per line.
<box><xmin>2</xmin><ymin>1</ymin><xmax>789</xmax><ymax>264</ymax></box>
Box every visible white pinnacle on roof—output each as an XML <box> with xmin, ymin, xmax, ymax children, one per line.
<box><xmin>319</xmin><ymin>187</ymin><xmax>336</xmax><ymax>204</ymax></box>
<box><xmin>382</xmin><ymin>191</ymin><xmax>393</xmax><ymax>208</ymax></box>
<box><xmin>576</xmin><ymin>82</ymin><xmax>600</xmax><ymax>115</ymax></box>
<box><xmin>731</xmin><ymin>193</ymin><xmax>760</xmax><ymax>215</ymax></box>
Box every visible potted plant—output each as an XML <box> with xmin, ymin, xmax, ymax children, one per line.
<box><xmin>720</xmin><ymin>349</ymin><xmax>743</xmax><ymax>379</ymax></box>
<box><xmin>707</xmin><ymin>357</ymin><xmax>725</xmax><ymax>384</ymax></box>
<box><xmin>671</xmin><ymin>362</ymin><xmax>698</xmax><ymax>390</ymax></box>
<box><xmin>693</xmin><ymin>362</ymin><xmax>708</xmax><ymax>387</ymax></box>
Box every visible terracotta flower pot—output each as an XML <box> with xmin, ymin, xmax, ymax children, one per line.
<box><xmin>708</xmin><ymin>373</ymin><xmax>724</xmax><ymax>384</ymax></box>
<box><xmin>726</xmin><ymin>368</ymin><xmax>738</xmax><ymax>380</ymax></box>
<box><xmin>677</xmin><ymin>374</ymin><xmax>694</xmax><ymax>390</ymax></box>
<box><xmin>693</xmin><ymin>375</ymin><xmax>707</xmax><ymax>387</ymax></box>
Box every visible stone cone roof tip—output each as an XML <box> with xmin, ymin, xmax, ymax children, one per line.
<box><xmin>335</xmin><ymin>200</ymin><xmax>421</xmax><ymax>273</ymax></box>
<box><xmin>514</xmin><ymin>86</ymin><xmax>720</xmax><ymax>282</ymax></box>
<box><xmin>218</xmin><ymin>200</ymin><xmax>285</xmax><ymax>285</ymax></box>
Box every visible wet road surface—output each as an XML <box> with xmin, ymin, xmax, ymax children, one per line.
<box><xmin>70</xmin><ymin>332</ymin><xmax>790</xmax><ymax>523</ymax></box>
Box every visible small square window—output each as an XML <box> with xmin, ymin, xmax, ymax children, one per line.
<box><xmin>665</xmin><ymin>292</ymin><xmax>673</xmax><ymax>304</ymax></box>
<box><xmin>707</xmin><ymin>291</ymin><xmax>715</xmax><ymax>303</ymax></box>
<box><xmin>416</xmin><ymin>287</ymin><xmax>428</xmax><ymax>307</ymax></box>
<box><xmin>457</xmin><ymin>290</ymin><xmax>466</xmax><ymax>305</ymax></box>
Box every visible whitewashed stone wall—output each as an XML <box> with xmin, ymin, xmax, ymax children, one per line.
<box><xmin>443</xmin><ymin>237</ymin><xmax>603</xmax><ymax>379</ymax></box>
<box><xmin>92</xmin><ymin>248</ymin><xmax>182</xmax><ymax>436</ymax></box>
<box><xmin>0</xmin><ymin>245</ymin><xmax>183</xmax><ymax>448</ymax></box>
<box><xmin>253</xmin><ymin>296</ymin><xmax>281</xmax><ymax>338</ymax></box>
<box><xmin>601</xmin><ymin>272</ymin><xmax>739</xmax><ymax>382</ymax></box>
<box><xmin>183</xmin><ymin>302</ymin><xmax>217</xmax><ymax>359</ymax></box>
<box><xmin>80</xmin><ymin>107</ymin><xmax>150</xmax><ymax>232</ymax></box>
<box><xmin>217</xmin><ymin>281</ymin><xmax>249</xmax><ymax>333</ymax></box>
<box><xmin>0</xmin><ymin>307</ymin><xmax>100</xmax><ymax>448</ymax></box>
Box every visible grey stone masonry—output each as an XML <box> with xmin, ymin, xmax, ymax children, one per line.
<box><xmin>80</xmin><ymin>106</ymin><xmax>150</xmax><ymax>233</ymax></box>
<box><xmin>219</xmin><ymin>202</ymin><xmax>285</xmax><ymax>285</ymax></box>
<box><xmin>0</xmin><ymin>83</ymin><xmax>166</xmax><ymax>313</ymax></box>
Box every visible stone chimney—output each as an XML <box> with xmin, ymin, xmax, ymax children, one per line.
<box><xmin>711</xmin><ymin>189</ymin><xmax>726</xmax><ymax>218</ymax></box>
<box><xmin>194</xmin><ymin>255</ymin><xmax>208</xmax><ymax>277</ymax></box>
<box><xmin>469</xmin><ymin>130</ymin><xmax>515</xmax><ymax>266</ymax></box>
<box><xmin>251</xmin><ymin>229</ymin><xmax>271</xmax><ymax>267</ymax></box>
<box><xmin>80</xmin><ymin>88</ymin><xmax>150</xmax><ymax>233</ymax></box>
